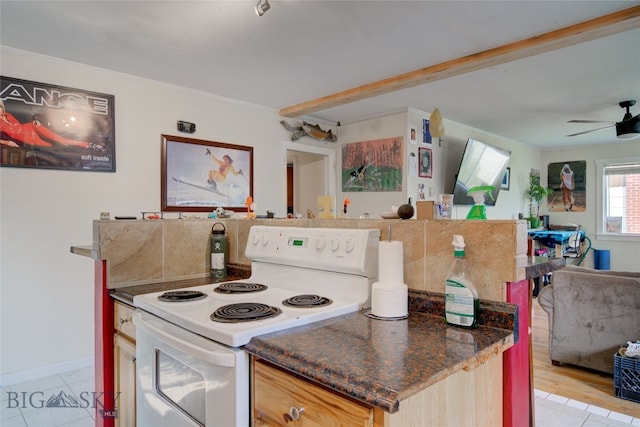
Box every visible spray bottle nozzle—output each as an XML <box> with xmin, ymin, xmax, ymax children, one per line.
<box><xmin>467</xmin><ymin>186</ymin><xmax>495</xmax><ymax>204</ymax></box>
<box><xmin>452</xmin><ymin>234</ymin><xmax>465</xmax><ymax>249</ymax></box>
<box><xmin>466</xmin><ymin>186</ymin><xmax>495</xmax><ymax>220</ymax></box>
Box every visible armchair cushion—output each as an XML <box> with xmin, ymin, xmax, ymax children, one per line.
<box><xmin>537</xmin><ymin>265</ymin><xmax>640</xmax><ymax>374</ymax></box>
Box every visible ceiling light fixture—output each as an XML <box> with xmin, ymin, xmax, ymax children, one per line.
<box><xmin>616</xmin><ymin>119</ymin><xmax>640</xmax><ymax>140</ymax></box>
<box><xmin>616</xmin><ymin>100</ymin><xmax>640</xmax><ymax>140</ymax></box>
<box><xmin>255</xmin><ymin>0</ymin><xmax>270</xmax><ymax>16</ymax></box>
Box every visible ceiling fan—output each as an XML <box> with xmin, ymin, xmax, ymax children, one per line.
<box><xmin>567</xmin><ymin>100</ymin><xmax>640</xmax><ymax>140</ymax></box>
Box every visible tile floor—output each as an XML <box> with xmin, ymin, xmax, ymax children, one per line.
<box><xmin>534</xmin><ymin>389</ymin><xmax>640</xmax><ymax>427</ymax></box>
<box><xmin>1</xmin><ymin>367</ymin><xmax>639</xmax><ymax>426</ymax></box>
<box><xmin>1</xmin><ymin>367</ymin><xmax>95</xmax><ymax>427</ymax></box>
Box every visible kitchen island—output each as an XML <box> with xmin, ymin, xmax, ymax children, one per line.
<box><xmin>111</xmin><ymin>283</ymin><xmax>515</xmax><ymax>426</ymax></box>
<box><xmin>246</xmin><ymin>290</ymin><xmax>515</xmax><ymax>426</ymax></box>
<box><xmin>72</xmin><ymin>217</ymin><xmax>538</xmax><ymax>426</ymax></box>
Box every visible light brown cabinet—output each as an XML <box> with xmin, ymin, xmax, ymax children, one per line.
<box><xmin>252</xmin><ymin>354</ymin><xmax>503</xmax><ymax>427</ymax></box>
<box><xmin>252</xmin><ymin>358</ymin><xmax>383</xmax><ymax>427</ymax></box>
<box><xmin>113</xmin><ymin>301</ymin><xmax>136</xmax><ymax>427</ymax></box>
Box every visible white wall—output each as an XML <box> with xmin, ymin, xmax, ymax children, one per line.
<box><xmin>0</xmin><ymin>47</ymin><xmax>292</xmax><ymax>382</ymax></box>
<box><xmin>4</xmin><ymin>46</ymin><xmax>636</xmax><ymax>383</ymax></box>
<box><xmin>338</xmin><ymin>111</ymin><xmax>408</xmax><ymax>217</ymax></box>
<box><xmin>339</xmin><ymin>108</ymin><xmax>541</xmax><ymax>220</ymax></box>
<box><xmin>540</xmin><ymin>142</ymin><xmax>640</xmax><ymax>271</ymax></box>
<box><xmin>292</xmin><ymin>151</ymin><xmax>326</xmax><ymax>216</ymax></box>
<box><xmin>440</xmin><ymin>118</ymin><xmax>541</xmax><ymax>220</ymax></box>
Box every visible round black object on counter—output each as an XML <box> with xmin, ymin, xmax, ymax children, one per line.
<box><xmin>397</xmin><ymin>198</ymin><xmax>414</xmax><ymax>219</ymax></box>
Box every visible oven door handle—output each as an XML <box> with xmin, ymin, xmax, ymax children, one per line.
<box><xmin>134</xmin><ymin>312</ymin><xmax>236</xmax><ymax>367</ymax></box>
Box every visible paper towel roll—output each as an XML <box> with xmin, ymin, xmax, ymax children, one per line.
<box><xmin>371</xmin><ymin>282</ymin><xmax>408</xmax><ymax>318</ymax></box>
<box><xmin>378</xmin><ymin>241</ymin><xmax>404</xmax><ymax>285</ymax></box>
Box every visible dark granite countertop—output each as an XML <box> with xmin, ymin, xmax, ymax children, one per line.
<box><xmin>524</xmin><ymin>256</ymin><xmax>566</xmax><ymax>279</ymax></box>
<box><xmin>245</xmin><ymin>290</ymin><xmax>516</xmax><ymax>414</ymax></box>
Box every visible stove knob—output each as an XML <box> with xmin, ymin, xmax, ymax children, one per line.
<box><xmin>315</xmin><ymin>238</ymin><xmax>325</xmax><ymax>251</ymax></box>
<box><xmin>260</xmin><ymin>234</ymin><xmax>269</xmax><ymax>246</ymax></box>
<box><xmin>345</xmin><ymin>238</ymin><xmax>355</xmax><ymax>253</ymax></box>
<box><xmin>330</xmin><ymin>237</ymin><xmax>340</xmax><ymax>252</ymax></box>
<box><xmin>252</xmin><ymin>234</ymin><xmax>261</xmax><ymax>246</ymax></box>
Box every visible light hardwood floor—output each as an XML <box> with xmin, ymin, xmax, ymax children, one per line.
<box><xmin>532</xmin><ymin>297</ymin><xmax>640</xmax><ymax>417</ymax></box>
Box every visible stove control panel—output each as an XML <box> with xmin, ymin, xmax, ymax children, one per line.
<box><xmin>245</xmin><ymin>226</ymin><xmax>379</xmax><ymax>277</ymax></box>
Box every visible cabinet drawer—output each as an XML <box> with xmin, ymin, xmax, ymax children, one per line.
<box><xmin>253</xmin><ymin>359</ymin><xmax>375</xmax><ymax>427</ymax></box>
<box><xmin>114</xmin><ymin>301</ymin><xmax>136</xmax><ymax>341</ymax></box>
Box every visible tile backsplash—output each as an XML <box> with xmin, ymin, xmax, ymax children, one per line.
<box><xmin>94</xmin><ymin>218</ymin><xmax>527</xmax><ymax>302</ymax></box>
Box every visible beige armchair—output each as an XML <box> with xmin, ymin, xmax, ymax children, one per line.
<box><xmin>537</xmin><ymin>265</ymin><xmax>640</xmax><ymax>374</ymax></box>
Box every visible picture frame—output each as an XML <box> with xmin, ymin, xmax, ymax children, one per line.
<box><xmin>501</xmin><ymin>167</ymin><xmax>511</xmax><ymax>190</ymax></box>
<box><xmin>161</xmin><ymin>134</ymin><xmax>253</xmax><ymax>212</ymax></box>
<box><xmin>409</xmin><ymin>125</ymin><xmax>417</xmax><ymax>145</ymax></box>
<box><xmin>342</xmin><ymin>137</ymin><xmax>403</xmax><ymax>192</ymax></box>
<box><xmin>422</xmin><ymin>118</ymin><xmax>432</xmax><ymax>144</ymax></box>
<box><xmin>546</xmin><ymin>160</ymin><xmax>586</xmax><ymax>212</ymax></box>
<box><xmin>419</xmin><ymin>147</ymin><xmax>432</xmax><ymax>178</ymax></box>
<box><xmin>0</xmin><ymin>76</ymin><xmax>115</xmax><ymax>172</ymax></box>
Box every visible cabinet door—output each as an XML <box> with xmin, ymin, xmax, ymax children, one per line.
<box><xmin>253</xmin><ymin>359</ymin><xmax>375</xmax><ymax>427</ymax></box>
<box><xmin>114</xmin><ymin>334</ymin><xmax>136</xmax><ymax>427</ymax></box>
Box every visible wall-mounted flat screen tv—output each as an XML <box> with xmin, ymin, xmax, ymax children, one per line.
<box><xmin>452</xmin><ymin>138</ymin><xmax>511</xmax><ymax>205</ymax></box>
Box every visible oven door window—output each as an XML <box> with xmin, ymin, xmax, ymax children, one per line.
<box><xmin>155</xmin><ymin>349</ymin><xmax>206</xmax><ymax>426</ymax></box>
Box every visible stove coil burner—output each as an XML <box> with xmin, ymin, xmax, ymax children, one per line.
<box><xmin>210</xmin><ymin>303</ymin><xmax>282</xmax><ymax>323</ymax></box>
<box><xmin>214</xmin><ymin>282</ymin><xmax>268</xmax><ymax>294</ymax></box>
<box><xmin>157</xmin><ymin>290</ymin><xmax>207</xmax><ymax>302</ymax></box>
<box><xmin>282</xmin><ymin>294</ymin><xmax>333</xmax><ymax>308</ymax></box>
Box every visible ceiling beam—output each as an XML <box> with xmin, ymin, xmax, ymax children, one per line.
<box><xmin>280</xmin><ymin>5</ymin><xmax>640</xmax><ymax>118</ymax></box>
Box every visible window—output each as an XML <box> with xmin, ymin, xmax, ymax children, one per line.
<box><xmin>595</xmin><ymin>158</ymin><xmax>640</xmax><ymax>240</ymax></box>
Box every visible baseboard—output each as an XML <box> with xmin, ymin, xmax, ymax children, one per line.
<box><xmin>0</xmin><ymin>356</ymin><xmax>93</xmax><ymax>387</ymax></box>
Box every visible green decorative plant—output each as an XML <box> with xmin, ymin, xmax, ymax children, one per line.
<box><xmin>524</xmin><ymin>175</ymin><xmax>554</xmax><ymax>226</ymax></box>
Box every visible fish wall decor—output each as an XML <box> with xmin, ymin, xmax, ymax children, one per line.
<box><xmin>280</xmin><ymin>120</ymin><xmax>337</xmax><ymax>142</ymax></box>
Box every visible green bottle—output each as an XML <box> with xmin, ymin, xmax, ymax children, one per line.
<box><xmin>466</xmin><ymin>186</ymin><xmax>494</xmax><ymax>220</ymax></box>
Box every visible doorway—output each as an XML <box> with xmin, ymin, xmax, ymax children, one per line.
<box><xmin>284</xmin><ymin>142</ymin><xmax>336</xmax><ymax>217</ymax></box>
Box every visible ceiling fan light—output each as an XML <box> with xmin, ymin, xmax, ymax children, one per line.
<box><xmin>616</xmin><ymin>119</ymin><xmax>640</xmax><ymax>140</ymax></box>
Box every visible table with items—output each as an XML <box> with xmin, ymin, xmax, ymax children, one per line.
<box><xmin>528</xmin><ymin>229</ymin><xmax>585</xmax><ymax>258</ymax></box>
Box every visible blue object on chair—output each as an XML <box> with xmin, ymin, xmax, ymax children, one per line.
<box><xmin>593</xmin><ymin>249</ymin><xmax>611</xmax><ymax>270</ymax></box>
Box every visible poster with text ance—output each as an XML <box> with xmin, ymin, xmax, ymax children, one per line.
<box><xmin>1</xmin><ymin>76</ymin><xmax>115</xmax><ymax>172</ymax></box>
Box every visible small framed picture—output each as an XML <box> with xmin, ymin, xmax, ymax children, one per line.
<box><xmin>409</xmin><ymin>126</ymin><xmax>417</xmax><ymax>145</ymax></box>
<box><xmin>501</xmin><ymin>167</ymin><xmax>511</xmax><ymax>190</ymax></box>
<box><xmin>422</xmin><ymin>118</ymin><xmax>432</xmax><ymax>144</ymax></box>
<box><xmin>419</xmin><ymin>147</ymin><xmax>432</xmax><ymax>178</ymax></box>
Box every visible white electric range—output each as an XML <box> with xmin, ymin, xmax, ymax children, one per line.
<box><xmin>133</xmin><ymin>225</ymin><xmax>380</xmax><ymax>426</ymax></box>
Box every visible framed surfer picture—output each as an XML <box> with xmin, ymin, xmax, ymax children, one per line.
<box><xmin>161</xmin><ymin>135</ymin><xmax>253</xmax><ymax>212</ymax></box>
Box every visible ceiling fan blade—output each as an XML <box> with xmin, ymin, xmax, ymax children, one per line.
<box><xmin>566</xmin><ymin>124</ymin><xmax>614</xmax><ymax>137</ymax></box>
<box><xmin>567</xmin><ymin>119</ymin><xmax>615</xmax><ymax>124</ymax></box>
